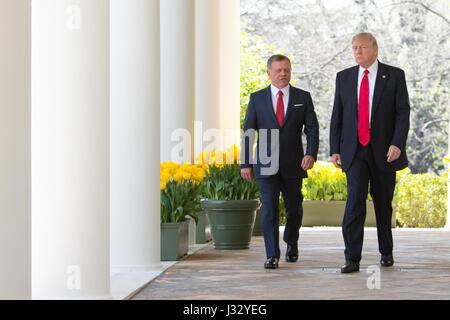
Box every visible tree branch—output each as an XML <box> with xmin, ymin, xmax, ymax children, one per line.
<box><xmin>421</xmin><ymin>119</ymin><xmax>449</xmax><ymax>130</ymax></box>
<box><xmin>387</xmin><ymin>1</ymin><xmax>450</xmax><ymax>25</ymax></box>
<box><xmin>320</xmin><ymin>46</ymin><xmax>349</xmax><ymax>69</ymax></box>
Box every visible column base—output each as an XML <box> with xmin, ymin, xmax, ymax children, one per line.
<box><xmin>110</xmin><ymin>263</ymin><xmax>172</xmax><ymax>300</ymax></box>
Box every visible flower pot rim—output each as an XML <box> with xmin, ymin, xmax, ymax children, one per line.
<box><xmin>200</xmin><ymin>199</ymin><xmax>261</xmax><ymax>210</ymax></box>
<box><xmin>201</xmin><ymin>199</ymin><xmax>260</xmax><ymax>203</ymax></box>
<box><xmin>161</xmin><ymin>221</ymin><xmax>189</xmax><ymax>227</ymax></box>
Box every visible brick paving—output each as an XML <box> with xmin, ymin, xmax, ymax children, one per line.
<box><xmin>133</xmin><ymin>228</ymin><xmax>450</xmax><ymax>300</ymax></box>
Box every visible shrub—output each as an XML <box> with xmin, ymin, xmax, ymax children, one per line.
<box><xmin>393</xmin><ymin>173</ymin><xmax>447</xmax><ymax>228</ymax></box>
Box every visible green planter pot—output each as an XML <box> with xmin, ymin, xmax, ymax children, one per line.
<box><xmin>195</xmin><ymin>211</ymin><xmax>212</xmax><ymax>244</ymax></box>
<box><xmin>160</xmin><ymin>221</ymin><xmax>189</xmax><ymax>261</ymax></box>
<box><xmin>200</xmin><ymin>199</ymin><xmax>260</xmax><ymax>250</ymax></box>
<box><xmin>301</xmin><ymin>200</ymin><xmax>396</xmax><ymax>227</ymax></box>
<box><xmin>252</xmin><ymin>209</ymin><xmax>263</xmax><ymax>236</ymax></box>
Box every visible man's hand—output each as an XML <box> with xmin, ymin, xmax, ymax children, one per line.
<box><xmin>387</xmin><ymin>145</ymin><xmax>401</xmax><ymax>163</ymax></box>
<box><xmin>301</xmin><ymin>155</ymin><xmax>315</xmax><ymax>171</ymax></box>
<box><xmin>331</xmin><ymin>153</ymin><xmax>342</xmax><ymax>169</ymax></box>
<box><xmin>241</xmin><ymin>168</ymin><xmax>254</xmax><ymax>182</ymax></box>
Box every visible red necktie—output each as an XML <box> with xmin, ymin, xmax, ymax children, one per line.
<box><xmin>358</xmin><ymin>70</ymin><xmax>370</xmax><ymax>146</ymax></box>
<box><xmin>276</xmin><ymin>90</ymin><xmax>284</xmax><ymax>127</ymax></box>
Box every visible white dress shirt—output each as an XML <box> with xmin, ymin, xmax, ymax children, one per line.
<box><xmin>270</xmin><ymin>84</ymin><xmax>289</xmax><ymax>116</ymax></box>
<box><xmin>357</xmin><ymin>59</ymin><xmax>378</xmax><ymax>127</ymax></box>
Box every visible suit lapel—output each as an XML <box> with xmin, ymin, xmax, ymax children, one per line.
<box><xmin>371</xmin><ymin>62</ymin><xmax>388</xmax><ymax>118</ymax></box>
<box><xmin>264</xmin><ymin>86</ymin><xmax>280</xmax><ymax>128</ymax></box>
<box><xmin>350</xmin><ymin>66</ymin><xmax>359</xmax><ymax>119</ymax></box>
<box><xmin>281</xmin><ymin>85</ymin><xmax>295</xmax><ymax>128</ymax></box>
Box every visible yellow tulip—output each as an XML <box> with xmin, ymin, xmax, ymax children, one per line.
<box><xmin>211</xmin><ymin>151</ymin><xmax>226</xmax><ymax>165</ymax></box>
<box><xmin>225</xmin><ymin>151</ymin><xmax>236</xmax><ymax>164</ymax></box>
<box><xmin>195</xmin><ymin>150</ymin><xmax>211</xmax><ymax>164</ymax></box>
<box><xmin>161</xmin><ymin>162</ymin><xmax>180</xmax><ymax>176</ymax></box>
<box><xmin>182</xmin><ymin>170</ymin><xmax>191</xmax><ymax>180</ymax></box>
<box><xmin>173</xmin><ymin>171</ymin><xmax>184</xmax><ymax>182</ymax></box>
<box><xmin>160</xmin><ymin>167</ymin><xmax>171</xmax><ymax>189</ymax></box>
<box><xmin>180</xmin><ymin>163</ymin><xmax>193</xmax><ymax>172</ymax></box>
<box><xmin>225</xmin><ymin>144</ymin><xmax>240</xmax><ymax>164</ymax></box>
<box><xmin>161</xmin><ymin>169</ymin><xmax>171</xmax><ymax>182</ymax></box>
<box><xmin>170</xmin><ymin>162</ymin><xmax>181</xmax><ymax>172</ymax></box>
<box><xmin>194</xmin><ymin>153</ymin><xmax>202</xmax><ymax>164</ymax></box>
<box><xmin>192</xmin><ymin>167</ymin><xmax>205</xmax><ymax>180</ymax></box>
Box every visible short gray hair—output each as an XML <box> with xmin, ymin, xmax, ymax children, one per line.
<box><xmin>267</xmin><ymin>54</ymin><xmax>291</xmax><ymax>70</ymax></box>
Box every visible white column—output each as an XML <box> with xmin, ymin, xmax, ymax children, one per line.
<box><xmin>195</xmin><ymin>0</ymin><xmax>221</xmax><ymax>154</ymax></box>
<box><xmin>110</xmin><ymin>0</ymin><xmax>162</xmax><ymax>270</ymax></box>
<box><xmin>219</xmin><ymin>0</ymin><xmax>241</xmax><ymax>149</ymax></box>
<box><xmin>32</xmin><ymin>0</ymin><xmax>111</xmax><ymax>299</ymax></box>
<box><xmin>0</xmin><ymin>0</ymin><xmax>31</xmax><ymax>300</ymax></box>
<box><xmin>160</xmin><ymin>0</ymin><xmax>195</xmax><ymax>163</ymax></box>
<box><xmin>195</xmin><ymin>0</ymin><xmax>241</xmax><ymax>155</ymax></box>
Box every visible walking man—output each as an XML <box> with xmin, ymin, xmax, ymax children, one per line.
<box><xmin>241</xmin><ymin>54</ymin><xmax>319</xmax><ymax>269</ymax></box>
<box><xmin>330</xmin><ymin>32</ymin><xmax>410</xmax><ymax>273</ymax></box>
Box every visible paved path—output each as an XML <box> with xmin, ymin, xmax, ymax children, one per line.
<box><xmin>133</xmin><ymin>228</ymin><xmax>450</xmax><ymax>300</ymax></box>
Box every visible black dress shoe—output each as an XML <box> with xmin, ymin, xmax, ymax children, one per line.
<box><xmin>380</xmin><ymin>254</ymin><xmax>394</xmax><ymax>267</ymax></box>
<box><xmin>340</xmin><ymin>259</ymin><xmax>360</xmax><ymax>273</ymax></box>
<box><xmin>286</xmin><ymin>243</ymin><xmax>298</xmax><ymax>262</ymax></box>
<box><xmin>264</xmin><ymin>257</ymin><xmax>279</xmax><ymax>269</ymax></box>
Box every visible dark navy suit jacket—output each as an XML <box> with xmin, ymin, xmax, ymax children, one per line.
<box><xmin>241</xmin><ymin>85</ymin><xmax>319</xmax><ymax>179</ymax></box>
<box><xmin>330</xmin><ymin>61</ymin><xmax>410</xmax><ymax>172</ymax></box>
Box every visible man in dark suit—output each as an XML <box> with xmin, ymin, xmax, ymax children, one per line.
<box><xmin>330</xmin><ymin>32</ymin><xmax>410</xmax><ymax>273</ymax></box>
<box><xmin>241</xmin><ymin>54</ymin><xmax>319</xmax><ymax>269</ymax></box>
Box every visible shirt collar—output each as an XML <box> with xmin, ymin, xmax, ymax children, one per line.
<box><xmin>271</xmin><ymin>84</ymin><xmax>290</xmax><ymax>97</ymax></box>
<box><xmin>359</xmin><ymin>59</ymin><xmax>378</xmax><ymax>77</ymax></box>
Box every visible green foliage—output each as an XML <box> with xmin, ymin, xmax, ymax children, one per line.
<box><xmin>302</xmin><ymin>174</ymin><xmax>349</xmax><ymax>202</ymax></box>
<box><xmin>300</xmin><ymin>161</ymin><xmax>371</xmax><ymax>202</ymax></box>
<box><xmin>160</xmin><ymin>180</ymin><xmax>199</xmax><ymax>223</ymax></box>
<box><xmin>279</xmin><ymin>196</ymin><xmax>286</xmax><ymax>226</ymax></box>
<box><xmin>393</xmin><ymin>174</ymin><xmax>447</xmax><ymax>228</ymax></box>
<box><xmin>201</xmin><ymin>164</ymin><xmax>260</xmax><ymax>200</ymax></box>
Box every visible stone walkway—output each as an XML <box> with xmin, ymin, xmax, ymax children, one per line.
<box><xmin>133</xmin><ymin>228</ymin><xmax>450</xmax><ymax>300</ymax></box>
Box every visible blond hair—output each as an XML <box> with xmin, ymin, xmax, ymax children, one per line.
<box><xmin>352</xmin><ymin>32</ymin><xmax>378</xmax><ymax>48</ymax></box>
